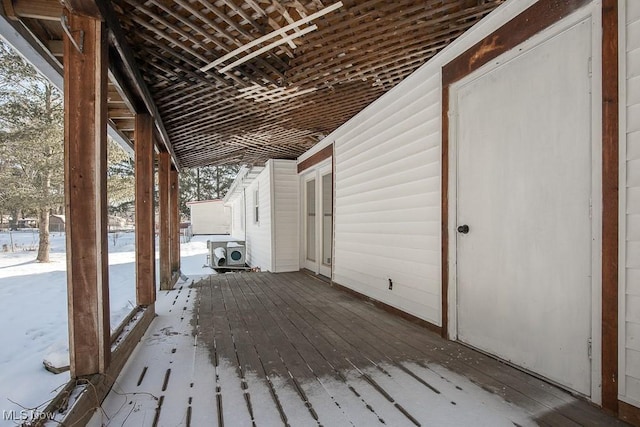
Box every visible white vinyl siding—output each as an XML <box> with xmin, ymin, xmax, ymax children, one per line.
<box><xmin>226</xmin><ymin>160</ymin><xmax>298</xmax><ymax>272</ymax></box>
<box><xmin>333</xmin><ymin>72</ymin><xmax>441</xmax><ymax>323</ymax></box>
<box><xmin>188</xmin><ymin>201</ymin><xmax>231</xmax><ymax>235</ymax></box>
<box><xmin>229</xmin><ymin>194</ymin><xmax>244</xmax><ymax>240</ymax></box>
<box><xmin>245</xmin><ymin>168</ymin><xmax>272</xmax><ymax>271</ymax></box>
<box><xmin>622</xmin><ymin>0</ymin><xmax>640</xmax><ymax>407</ymax></box>
<box><xmin>299</xmin><ymin>0</ymin><xmax>555</xmax><ymax>326</ymax></box>
<box><xmin>271</xmin><ymin>160</ymin><xmax>300</xmax><ymax>272</ymax></box>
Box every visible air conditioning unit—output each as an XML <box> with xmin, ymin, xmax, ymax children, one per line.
<box><xmin>227</xmin><ymin>241</ymin><xmax>246</xmax><ymax>266</ymax></box>
<box><xmin>207</xmin><ymin>241</ymin><xmax>227</xmax><ymax>268</ymax></box>
<box><xmin>207</xmin><ymin>240</ymin><xmax>247</xmax><ymax>269</ymax></box>
<box><xmin>213</xmin><ymin>246</ymin><xmax>226</xmax><ymax>267</ymax></box>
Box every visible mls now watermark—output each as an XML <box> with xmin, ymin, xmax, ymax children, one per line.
<box><xmin>2</xmin><ymin>409</ymin><xmax>55</xmax><ymax>422</ymax></box>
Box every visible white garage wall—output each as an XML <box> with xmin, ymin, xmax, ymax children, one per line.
<box><xmin>189</xmin><ymin>201</ymin><xmax>231</xmax><ymax>235</ymax></box>
<box><xmin>298</xmin><ymin>0</ymin><xmax>555</xmax><ymax>326</ymax></box>
<box><xmin>621</xmin><ymin>0</ymin><xmax>640</xmax><ymax>408</ymax></box>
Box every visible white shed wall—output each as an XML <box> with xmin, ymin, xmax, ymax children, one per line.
<box><xmin>300</xmin><ymin>0</ymin><xmax>543</xmax><ymax>325</ymax></box>
<box><xmin>271</xmin><ymin>160</ymin><xmax>300</xmax><ymax>272</ymax></box>
<box><xmin>245</xmin><ymin>168</ymin><xmax>272</xmax><ymax>271</ymax></box>
<box><xmin>622</xmin><ymin>0</ymin><xmax>640</xmax><ymax>407</ymax></box>
<box><xmin>189</xmin><ymin>201</ymin><xmax>231</xmax><ymax>235</ymax></box>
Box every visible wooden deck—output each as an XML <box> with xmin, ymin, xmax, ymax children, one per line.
<box><xmin>92</xmin><ymin>271</ymin><xmax>627</xmax><ymax>426</ymax></box>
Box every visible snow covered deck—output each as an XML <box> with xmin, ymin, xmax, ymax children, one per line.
<box><xmin>90</xmin><ymin>272</ymin><xmax>624</xmax><ymax>426</ymax></box>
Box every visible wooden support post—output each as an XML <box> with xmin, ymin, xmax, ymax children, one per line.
<box><xmin>134</xmin><ymin>114</ymin><xmax>156</xmax><ymax>305</ymax></box>
<box><xmin>158</xmin><ymin>152</ymin><xmax>172</xmax><ymax>290</ymax></box>
<box><xmin>601</xmin><ymin>0</ymin><xmax>619</xmax><ymax>413</ymax></box>
<box><xmin>170</xmin><ymin>167</ymin><xmax>180</xmax><ymax>274</ymax></box>
<box><xmin>63</xmin><ymin>10</ymin><xmax>110</xmax><ymax>377</ymax></box>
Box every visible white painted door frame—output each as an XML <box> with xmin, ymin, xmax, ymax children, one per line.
<box><xmin>318</xmin><ymin>163</ymin><xmax>333</xmax><ymax>278</ymax></box>
<box><xmin>446</xmin><ymin>4</ymin><xmax>603</xmax><ymax>402</ymax></box>
<box><xmin>302</xmin><ymin>171</ymin><xmax>318</xmax><ymax>272</ymax></box>
<box><xmin>300</xmin><ymin>159</ymin><xmax>333</xmax><ymax>275</ymax></box>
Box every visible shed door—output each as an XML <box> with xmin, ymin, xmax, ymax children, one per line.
<box><xmin>455</xmin><ymin>19</ymin><xmax>593</xmax><ymax>395</ymax></box>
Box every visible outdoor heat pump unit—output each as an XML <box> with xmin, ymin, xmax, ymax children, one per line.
<box><xmin>226</xmin><ymin>242</ymin><xmax>246</xmax><ymax>266</ymax></box>
<box><xmin>207</xmin><ymin>240</ymin><xmax>247</xmax><ymax>269</ymax></box>
<box><xmin>213</xmin><ymin>246</ymin><xmax>226</xmax><ymax>267</ymax></box>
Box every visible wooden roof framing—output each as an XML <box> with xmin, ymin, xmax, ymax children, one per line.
<box><xmin>0</xmin><ymin>0</ymin><xmax>506</xmax><ymax>168</ymax></box>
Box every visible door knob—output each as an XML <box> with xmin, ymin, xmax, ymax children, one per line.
<box><xmin>457</xmin><ymin>224</ymin><xmax>469</xmax><ymax>234</ymax></box>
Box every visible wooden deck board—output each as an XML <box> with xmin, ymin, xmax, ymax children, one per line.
<box><xmin>93</xmin><ymin>271</ymin><xmax>629</xmax><ymax>427</ymax></box>
<box><xmin>277</xmin><ymin>273</ymin><xmax>590</xmax><ymax>425</ymax></box>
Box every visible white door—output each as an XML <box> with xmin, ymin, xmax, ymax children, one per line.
<box><xmin>454</xmin><ymin>19</ymin><xmax>593</xmax><ymax>395</ymax></box>
<box><xmin>304</xmin><ymin>177</ymin><xmax>317</xmax><ymax>272</ymax></box>
<box><xmin>318</xmin><ymin>170</ymin><xmax>333</xmax><ymax>278</ymax></box>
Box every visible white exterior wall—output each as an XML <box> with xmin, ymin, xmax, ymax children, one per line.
<box><xmin>229</xmin><ymin>194</ymin><xmax>245</xmax><ymax>240</ymax></box>
<box><xmin>333</xmin><ymin>73</ymin><xmax>442</xmax><ymax>323</ymax></box>
<box><xmin>225</xmin><ymin>161</ymin><xmax>298</xmax><ymax>272</ymax></box>
<box><xmin>245</xmin><ymin>167</ymin><xmax>272</xmax><ymax>271</ymax></box>
<box><xmin>189</xmin><ymin>201</ymin><xmax>231</xmax><ymax>235</ymax></box>
<box><xmin>271</xmin><ymin>160</ymin><xmax>300</xmax><ymax>272</ymax></box>
<box><xmin>299</xmin><ymin>0</ymin><xmax>573</xmax><ymax>326</ymax></box>
<box><xmin>621</xmin><ymin>0</ymin><xmax>640</xmax><ymax>408</ymax></box>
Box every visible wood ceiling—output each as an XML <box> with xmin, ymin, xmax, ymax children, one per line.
<box><xmin>1</xmin><ymin>0</ymin><xmax>506</xmax><ymax>168</ymax></box>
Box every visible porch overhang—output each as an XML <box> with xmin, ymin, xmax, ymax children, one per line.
<box><xmin>0</xmin><ymin>0</ymin><xmax>506</xmax><ymax>169</ymax></box>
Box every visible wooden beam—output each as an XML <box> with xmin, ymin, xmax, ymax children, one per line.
<box><xmin>135</xmin><ymin>114</ymin><xmax>156</xmax><ymax>306</ymax></box>
<box><xmin>619</xmin><ymin>401</ymin><xmax>640</xmax><ymax>426</ymax></box>
<box><xmin>4</xmin><ymin>0</ymin><xmax>62</xmax><ymax>21</ymax></box>
<box><xmin>158</xmin><ymin>152</ymin><xmax>172</xmax><ymax>290</ymax></box>
<box><xmin>108</xmin><ymin>108</ymin><xmax>135</xmax><ymax>119</ymax></box>
<box><xmin>108</xmin><ymin>55</ymin><xmax>144</xmax><ymax>114</ymax></box>
<box><xmin>63</xmin><ymin>9</ymin><xmax>110</xmax><ymax>377</ymax></box>
<box><xmin>112</xmin><ymin>118</ymin><xmax>135</xmax><ymax>131</ymax></box>
<box><xmin>601</xmin><ymin>0</ymin><xmax>619</xmax><ymax>414</ymax></box>
<box><xmin>297</xmin><ymin>144</ymin><xmax>333</xmax><ymax>173</ymax></box>
<box><xmin>91</xmin><ymin>1</ymin><xmax>180</xmax><ymax>170</ymax></box>
<box><xmin>64</xmin><ymin>0</ymin><xmax>100</xmax><ymax>19</ymax></box>
<box><xmin>442</xmin><ymin>0</ymin><xmax>591</xmax><ymax>84</ymax></box>
<box><xmin>47</xmin><ymin>39</ymin><xmax>63</xmax><ymax>57</ymax></box>
<box><xmin>170</xmin><ymin>167</ymin><xmax>180</xmax><ymax>274</ymax></box>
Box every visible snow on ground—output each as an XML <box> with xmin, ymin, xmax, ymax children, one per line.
<box><xmin>0</xmin><ymin>230</ymin><xmax>224</xmax><ymax>425</ymax></box>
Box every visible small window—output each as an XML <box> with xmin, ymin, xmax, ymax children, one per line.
<box><xmin>254</xmin><ymin>187</ymin><xmax>259</xmax><ymax>223</ymax></box>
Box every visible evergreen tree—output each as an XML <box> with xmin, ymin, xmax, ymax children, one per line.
<box><xmin>0</xmin><ymin>39</ymin><xmax>63</xmax><ymax>262</ymax></box>
<box><xmin>107</xmin><ymin>139</ymin><xmax>134</xmax><ymax>219</ymax></box>
<box><xmin>178</xmin><ymin>165</ymin><xmax>240</xmax><ymax>217</ymax></box>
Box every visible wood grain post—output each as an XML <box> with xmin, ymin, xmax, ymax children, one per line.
<box><xmin>63</xmin><ymin>10</ymin><xmax>110</xmax><ymax>377</ymax></box>
<box><xmin>134</xmin><ymin>114</ymin><xmax>156</xmax><ymax>305</ymax></box>
<box><xmin>170</xmin><ymin>167</ymin><xmax>180</xmax><ymax>274</ymax></box>
<box><xmin>158</xmin><ymin>152</ymin><xmax>172</xmax><ymax>290</ymax></box>
<box><xmin>601</xmin><ymin>0</ymin><xmax>619</xmax><ymax>414</ymax></box>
